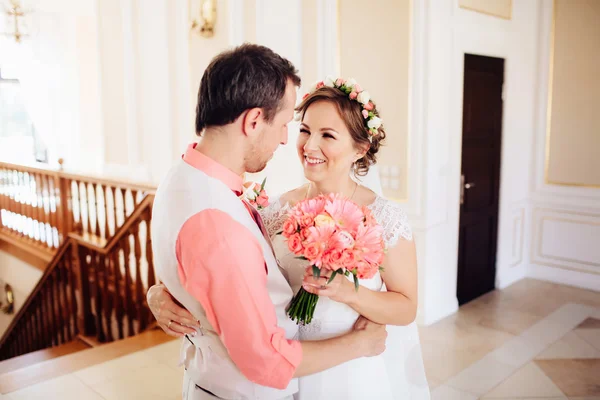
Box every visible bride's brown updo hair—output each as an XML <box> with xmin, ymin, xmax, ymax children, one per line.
<box><xmin>294</xmin><ymin>81</ymin><xmax>386</xmax><ymax>176</ymax></box>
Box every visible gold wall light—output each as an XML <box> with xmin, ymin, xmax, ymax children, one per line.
<box><xmin>190</xmin><ymin>0</ymin><xmax>217</xmax><ymax>38</ymax></box>
<box><xmin>2</xmin><ymin>0</ymin><xmax>29</xmax><ymax>43</ymax></box>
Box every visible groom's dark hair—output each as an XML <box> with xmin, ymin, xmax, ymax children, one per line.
<box><xmin>195</xmin><ymin>43</ymin><xmax>301</xmax><ymax>134</ymax></box>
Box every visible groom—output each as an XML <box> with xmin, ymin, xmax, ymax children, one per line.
<box><xmin>150</xmin><ymin>44</ymin><xmax>387</xmax><ymax>400</ymax></box>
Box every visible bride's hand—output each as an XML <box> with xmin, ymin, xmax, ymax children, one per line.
<box><xmin>301</xmin><ymin>267</ymin><xmax>357</xmax><ymax>305</ymax></box>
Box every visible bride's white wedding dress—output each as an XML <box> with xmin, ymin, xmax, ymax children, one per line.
<box><xmin>261</xmin><ymin>195</ymin><xmax>430</xmax><ymax>400</ymax></box>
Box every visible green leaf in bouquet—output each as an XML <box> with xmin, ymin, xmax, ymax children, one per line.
<box><xmin>260</xmin><ymin>177</ymin><xmax>267</xmax><ymax>191</ymax></box>
<box><xmin>327</xmin><ymin>270</ymin><xmax>338</xmax><ymax>284</ymax></box>
<box><xmin>353</xmin><ymin>274</ymin><xmax>359</xmax><ymax>291</ymax></box>
<box><xmin>379</xmin><ymin>266</ymin><xmax>385</xmax><ymax>273</ymax></box>
<box><xmin>294</xmin><ymin>256</ymin><xmax>308</xmax><ymax>260</ymax></box>
<box><xmin>312</xmin><ymin>265</ymin><xmax>321</xmax><ymax>279</ymax></box>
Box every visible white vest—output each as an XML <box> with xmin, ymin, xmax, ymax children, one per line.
<box><xmin>151</xmin><ymin>161</ymin><xmax>299</xmax><ymax>399</ymax></box>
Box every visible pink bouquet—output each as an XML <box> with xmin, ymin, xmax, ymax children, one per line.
<box><xmin>281</xmin><ymin>193</ymin><xmax>385</xmax><ymax>325</ymax></box>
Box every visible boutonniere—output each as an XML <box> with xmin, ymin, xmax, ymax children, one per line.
<box><xmin>241</xmin><ymin>177</ymin><xmax>269</xmax><ymax>210</ymax></box>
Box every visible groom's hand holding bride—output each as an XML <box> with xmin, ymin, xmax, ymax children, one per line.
<box><xmin>147</xmin><ymin>284</ymin><xmax>200</xmax><ymax>337</ymax></box>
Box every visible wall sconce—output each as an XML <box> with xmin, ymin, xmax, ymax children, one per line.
<box><xmin>2</xmin><ymin>284</ymin><xmax>14</xmax><ymax>314</ymax></box>
<box><xmin>190</xmin><ymin>0</ymin><xmax>217</xmax><ymax>38</ymax></box>
<box><xmin>2</xmin><ymin>0</ymin><xmax>29</xmax><ymax>43</ymax></box>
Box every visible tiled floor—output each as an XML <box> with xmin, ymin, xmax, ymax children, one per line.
<box><xmin>423</xmin><ymin>279</ymin><xmax>600</xmax><ymax>400</ymax></box>
<box><xmin>1</xmin><ymin>278</ymin><xmax>599</xmax><ymax>399</ymax></box>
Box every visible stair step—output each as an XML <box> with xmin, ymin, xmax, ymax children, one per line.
<box><xmin>0</xmin><ymin>328</ymin><xmax>174</xmax><ymax>395</ymax></box>
<box><xmin>0</xmin><ymin>339</ymin><xmax>91</xmax><ymax>376</ymax></box>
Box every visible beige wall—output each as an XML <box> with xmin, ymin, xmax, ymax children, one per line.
<box><xmin>339</xmin><ymin>0</ymin><xmax>411</xmax><ymax>200</ymax></box>
<box><xmin>459</xmin><ymin>0</ymin><xmax>512</xmax><ymax>19</ymax></box>
<box><xmin>546</xmin><ymin>0</ymin><xmax>600</xmax><ymax>186</ymax></box>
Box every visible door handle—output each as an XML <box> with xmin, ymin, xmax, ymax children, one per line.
<box><xmin>460</xmin><ymin>174</ymin><xmax>465</xmax><ymax>205</ymax></box>
<box><xmin>460</xmin><ymin>175</ymin><xmax>475</xmax><ymax>205</ymax></box>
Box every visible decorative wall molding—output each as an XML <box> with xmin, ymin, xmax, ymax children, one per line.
<box><xmin>532</xmin><ymin>1</ymin><xmax>600</xmax><ymax>198</ymax></box>
<box><xmin>510</xmin><ymin>207</ymin><xmax>525</xmax><ymax>267</ymax></box>
<box><xmin>531</xmin><ymin>207</ymin><xmax>600</xmax><ymax>276</ymax></box>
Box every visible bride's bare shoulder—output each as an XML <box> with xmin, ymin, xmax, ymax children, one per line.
<box><xmin>279</xmin><ymin>184</ymin><xmax>309</xmax><ymax>207</ymax></box>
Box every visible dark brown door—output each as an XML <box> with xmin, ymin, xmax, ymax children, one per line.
<box><xmin>457</xmin><ymin>54</ymin><xmax>504</xmax><ymax>306</ymax></box>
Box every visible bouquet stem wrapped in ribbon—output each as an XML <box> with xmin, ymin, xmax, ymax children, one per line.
<box><xmin>280</xmin><ymin>193</ymin><xmax>385</xmax><ymax>325</ymax></box>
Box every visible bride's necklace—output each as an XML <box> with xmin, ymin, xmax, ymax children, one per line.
<box><xmin>305</xmin><ymin>181</ymin><xmax>358</xmax><ymax>201</ymax></box>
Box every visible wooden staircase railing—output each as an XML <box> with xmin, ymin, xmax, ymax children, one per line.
<box><xmin>0</xmin><ymin>161</ymin><xmax>155</xmax><ymax>267</ymax></box>
<box><xmin>0</xmin><ymin>162</ymin><xmax>159</xmax><ymax>361</ymax></box>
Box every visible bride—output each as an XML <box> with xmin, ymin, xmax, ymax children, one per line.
<box><xmin>149</xmin><ymin>77</ymin><xmax>430</xmax><ymax>399</ymax></box>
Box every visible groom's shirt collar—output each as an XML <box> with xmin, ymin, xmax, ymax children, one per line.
<box><xmin>183</xmin><ymin>143</ymin><xmax>243</xmax><ymax>194</ymax></box>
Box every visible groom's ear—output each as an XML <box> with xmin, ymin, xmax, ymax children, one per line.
<box><xmin>242</xmin><ymin>108</ymin><xmax>263</xmax><ymax>137</ymax></box>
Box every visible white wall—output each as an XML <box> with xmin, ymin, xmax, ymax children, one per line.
<box><xmin>412</xmin><ymin>0</ymin><xmax>599</xmax><ymax>325</ymax></box>
<box><xmin>411</xmin><ymin>0</ymin><xmax>541</xmax><ymax>324</ymax></box>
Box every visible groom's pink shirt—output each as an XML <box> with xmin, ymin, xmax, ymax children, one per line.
<box><xmin>175</xmin><ymin>144</ymin><xmax>302</xmax><ymax>389</ymax></box>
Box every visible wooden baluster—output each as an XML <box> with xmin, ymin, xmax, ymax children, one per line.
<box><xmin>122</xmin><ymin>236</ymin><xmax>134</xmax><ymax>337</ymax></box>
<box><xmin>103</xmin><ymin>185</ymin><xmax>110</xmax><ymax>240</ymax></box>
<box><xmin>35</xmin><ymin>297</ymin><xmax>43</xmax><ymax>351</ymax></box>
<box><xmin>119</xmin><ymin>188</ymin><xmax>127</xmax><ymax>229</ymax></box>
<box><xmin>52</xmin><ymin>175</ymin><xmax>64</xmax><ymax>244</ymax></box>
<box><xmin>94</xmin><ymin>185</ymin><xmax>102</xmax><ymax>239</ymax></box>
<box><xmin>145</xmin><ymin>208</ymin><xmax>156</xmax><ymax>289</ymax></box>
<box><xmin>79</xmin><ymin>181</ymin><xmax>88</xmax><ymax>235</ymax></box>
<box><xmin>16</xmin><ymin>171</ymin><xmax>25</xmax><ymax>237</ymax></box>
<box><xmin>48</xmin><ymin>177</ymin><xmax>59</xmax><ymax>248</ymax></box>
<box><xmin>28</xmin><ymin>313</ymin><xmax>35</xmax><ymax>353</ymax></box>
<box><xmin>84</xmin><ymin>183</ymin><xmax>94</xmax><ymax>237</ymax></box>
<box><xmin>131</xmin><ymin>190</ymin><xmax>139</xmax><ymax>208</ymax></box>
<box><xmin>10</xmin><ymin>170</ymin><xmax>18</xmax><ymax>230</ymax></box>
<box><xmin>6</xmin><ymin>170</ymin><xmax>13</xmax><ymax>224</ymax></box>
<box><xmin>101</xmin><ymin>252</ymin><xmax>114</xmax><ymax>342</ymax></box>
<box><xmin>53</xmin><ymin>266</ymin><xmax>65</xmax><ymax>345</ymax></box>
<box><xmin>76</xmin><ymin>244</ymin><xmax>94</xmax><ymax>336</ymax></box>
<box><xmin>0</xmin><ymin>169</ymin><xmax>5</xmax><ymax>229</ymax></box>
<box><xmin>60</xmin><ymin>257</ymin><xmax>71</xmax><ymax>342</ymax></box>
<box><xmin>90</xmin><ymin>252</ymin><xmax>104</xmax><ymax>342</ymax></box>
<box><xmin>24</xmin><ymin>312</ymin><xmax>32</xmax><ymax>354</ymax></box>
<box><xmin>22</xmin><ymin>172</ymin><xmax>30</xmax><ymax>238</ymax></box>
<box><xmin>24</xmin><ymin>173</ymin><xmax>33</xmax><ymax>242</ymax></box>
<box><xmin>64</xmin><ymin>178</ymin><xmax>74</xmax><ymax>234</ymax></box>
<box><xmin>69</xmin><ymin>243</ymin><xmax>79</xmax><ymax>337</ymax></box>
<box><xmin>46</xmin><ymin>274</ymin><xmax>57</xmax><ymax>346</ymax></box>
<box><xmin>28</xmin><ymin>173</ymin><xmax>37</xmax><ymax>242</ymax></box>
<box><xmin>132</xmin><ymin>222</ymin><xmax>145</xmax><ymax>332</ymax></box>
<box><xmin>111</xmin><ymin>187</ymin><xmax>119</xmax><ymax>235</ymax></box>
<box><xmin>112</xmin><ymin>247</ymin><xmax>125</xmax><ymax>340</ymax></box>
<box><xmin>42</xmin><ymin>176</ymin><xmax>53</xmax><ymax>248</ymax></box>
<box><xmin>0</xmin><ymin>169</ymin><xmax>8</xmax><ymax>230</ymax></box>
<box><xmin>33</xmin><ymin>174</ymin><xmax>43</xmax><ymax>245</ymax></box>
<box><xmin>78</xmin><ymin>181</ymin><xmax>89</xmax><ymax>235</ymax></box>
<box><xmin>71</xmin><ymin>180</ymin><xmax>82</xmax><ymax>233</ymax></box>
<box><xmin>38</xmin><ymin>285</ymin><xmax>48</xmax><ymax>348</ymax></box>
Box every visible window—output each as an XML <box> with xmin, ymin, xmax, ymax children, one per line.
<box><xmin>0</xmin><ymin>67</ymin><xmax>46</xmax><ymax>163</ymax></box>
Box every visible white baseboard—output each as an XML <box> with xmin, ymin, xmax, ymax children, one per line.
<box><xmin>420</xmin><ymin>295</ymin><xmax>459</xmax><ymax>326</ymax></box>
<box><xmin>528</xmin><ymin>263</ymin><xmax>600</xmax><ymax>292</ymax></box>
<box><xmin>496</xmin><ymin>266</ymin><xmax>527</xmax><ymax>290</ymax></box>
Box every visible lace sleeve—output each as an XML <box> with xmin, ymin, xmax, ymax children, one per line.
<box><xmin>371</xmin><ymin>198</ymin><xmax>413</xmax><ymax>247</ymax></box>
<box><xmin>258</xmin><ymin>197</ymin><xmax>292</xmax><ymax>239</ymax></box>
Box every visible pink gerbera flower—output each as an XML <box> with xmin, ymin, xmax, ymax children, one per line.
<box><xmin>324</xmin><ymin>194</ymin><xmax>364</xmax><ymax>234</ymax></box>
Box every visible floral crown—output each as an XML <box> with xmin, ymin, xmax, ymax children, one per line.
<box><xmin>299</xmin><ymin>76</ymin><xmax>383</xmax><ymax>142</ymax></box>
